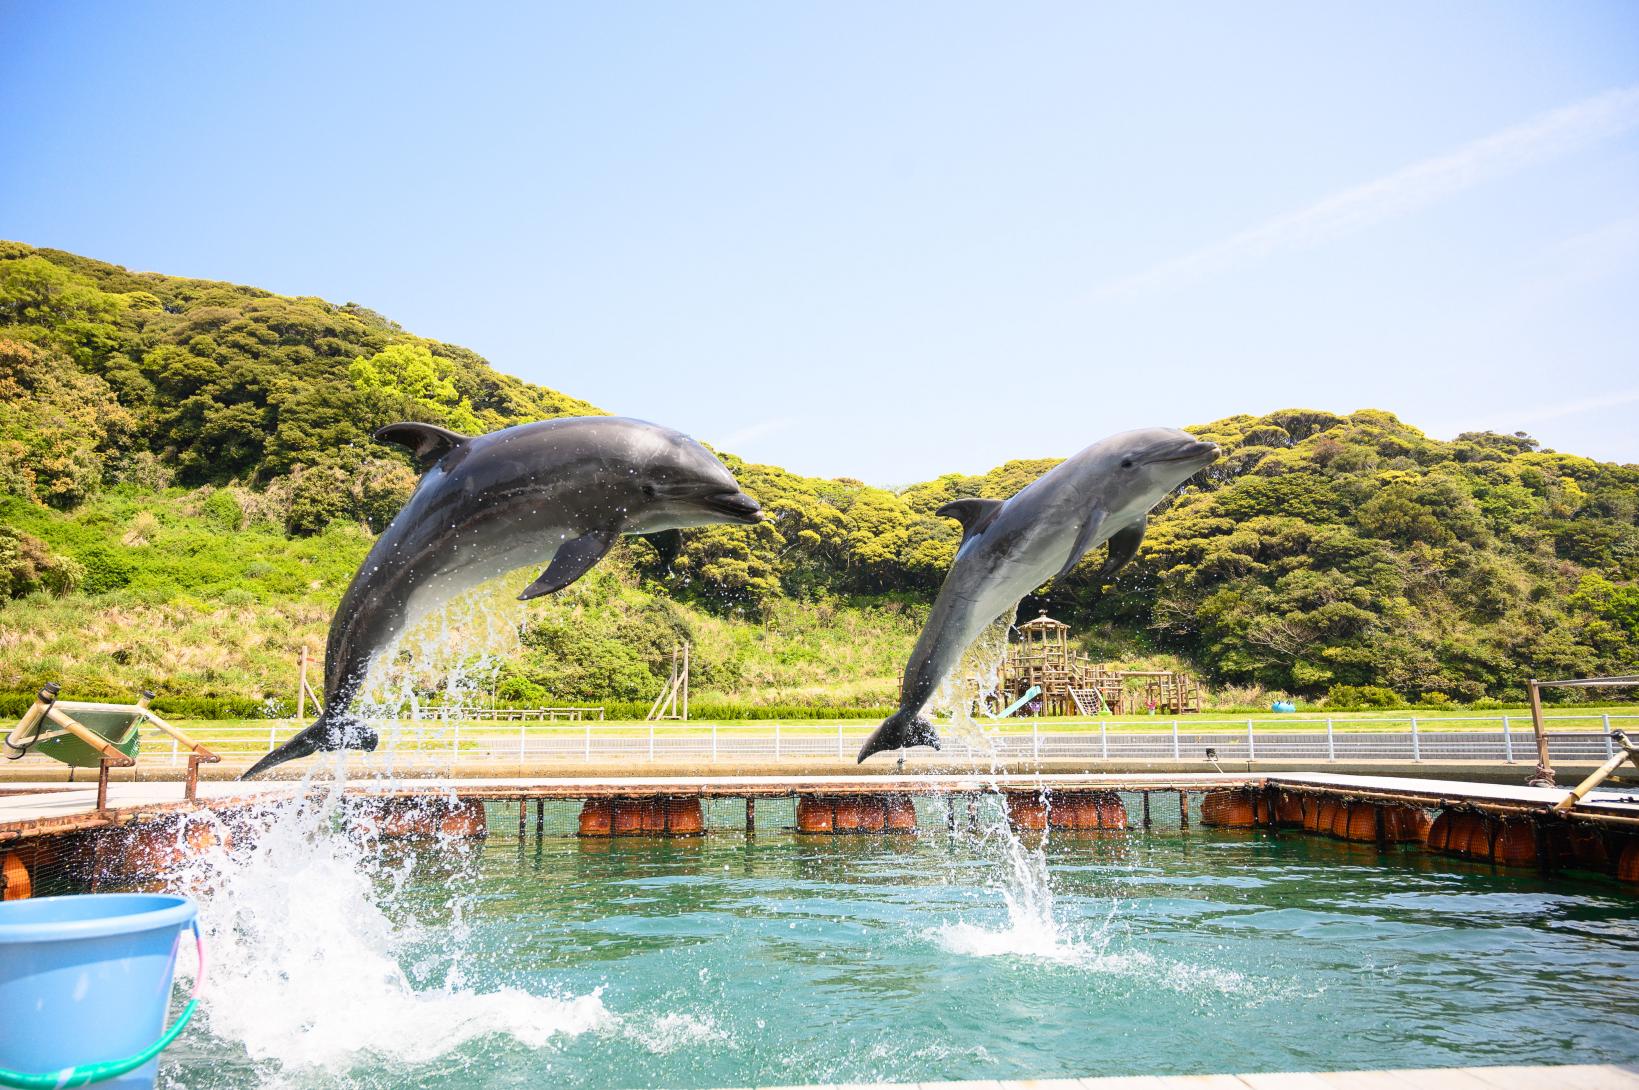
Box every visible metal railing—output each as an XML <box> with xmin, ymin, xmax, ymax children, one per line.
<box><xmin>457</xmin><ymin>706</ymin><xmax>606</xmax><ymax>722</ymax></box>
<box><xmin>111</xmin><ymin>712</ymin><xmax>1639</xmax><ymax>769</ymax></box>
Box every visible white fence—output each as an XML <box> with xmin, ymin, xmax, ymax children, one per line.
<box><xmin>124</xmin><ymin>713</ymin><xmax>1639</xmax><ymax>768</ymax></box>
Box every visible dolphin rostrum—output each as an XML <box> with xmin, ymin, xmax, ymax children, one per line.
<box><xmin>243</xmin><ymin>416</ymin><xmax>763</xmax><ymax>779</ymax></box>
<box><xmin>857</xmin><ymin>427</ymin><xmax>1219</xmax><ymax>763</ymax></box>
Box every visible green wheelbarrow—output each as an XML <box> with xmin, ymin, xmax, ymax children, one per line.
<box><xmin>4</xmin><ymin>684</ymin><xmax>221</xmax><ymax>810</ymax></box>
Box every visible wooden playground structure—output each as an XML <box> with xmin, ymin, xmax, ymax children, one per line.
<box><xmin>994</xmin><ymin>612</ymin><xmax>1203</xmax><ymax>716</ymax></box>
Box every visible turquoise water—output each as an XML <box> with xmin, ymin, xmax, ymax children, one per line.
<box><xmin>160</xmin><ymin>795</ymin><xmax>1639</xmax><ymax>1089</ymax></box>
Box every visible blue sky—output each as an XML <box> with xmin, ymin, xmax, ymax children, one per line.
<box><xmin>3</xmin><ymin>2</ymin><xmax>1636</xmax><ymax>483</ymax></box>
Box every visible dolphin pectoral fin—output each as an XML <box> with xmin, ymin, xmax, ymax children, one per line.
<box><xmin>1098</xmin><ymin>517</ymin><xmax>1147</xmax><ymax>582</ymax></box>
<box><xmin>856</xmin><ymin>711</ymin><xmax>941</xmax><ymax>762</ymax></box>
<box><xmin>636</xmin><ymin>529</ymin><xmax>683</xmax><ymax>570</ymax></box>
<box><xmin>518</xmin><ymin>530</ymin><xmax>618</xmax><ymax>600</ymax></box>
<box><xmin>935</xmin><ymin>498</ymin><xmax>1005</xmax><ymax>544</ymax></box>
<box><xmin>374</xmin><ymin>422</ymin><xmax>471</xmax><ymax>470</ymax></box>
<box><xmin>1055</xmin><ymin>507</ymin><xmax>1109</xmax><ymax>581</ymax></box>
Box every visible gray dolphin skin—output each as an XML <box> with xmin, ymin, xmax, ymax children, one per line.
<box><xmin>242</xmin><ymin>416</ymin><xmax>763</xmax><ymax>779</ymax></box>
<box><xmin>857</xmin><ymin>427</ymin><xmax>1219</xmax><ymax>763</ymax></box>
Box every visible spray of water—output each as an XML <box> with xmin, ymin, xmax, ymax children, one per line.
<box><xmin>918</xmin><ymin>602</ymin><xmax>1107</xmax><ymax>963</ymax></box>
<box><xmin>158</xmin><ymin>582</ymin><xmax>610</xmax><ymax>1076</ymax></box>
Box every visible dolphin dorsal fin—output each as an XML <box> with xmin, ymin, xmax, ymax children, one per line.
<box><xmin>375</xmin><ymin>422</ymin><xmax>471</xmax><ymax>469</ymax></box>
<box><xmin>935</xmin><ymin>498</ymin><xmax>1005</xmax><ymax>543</ymax></box>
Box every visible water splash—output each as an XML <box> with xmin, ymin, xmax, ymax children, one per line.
<box><xmin>160</xmin><ymin>584</ymin><xmax>605</xmax><ymax>1076</ymax></box>
<box><xmin>165</xmin><ymin>791</ymin><xmax>609</xmax><ymax>1073</ymax></box>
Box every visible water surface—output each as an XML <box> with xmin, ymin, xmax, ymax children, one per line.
<box><xmin>160</xmin><ymin>795</ymin><xmax>1639</xmax><ymax>1089</ymax></box>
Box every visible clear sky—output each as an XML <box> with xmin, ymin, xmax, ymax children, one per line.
<box><xmin>3</xmin><ymin>2</ymin><xmax>1637</xmax><ymax>483</ymax></box>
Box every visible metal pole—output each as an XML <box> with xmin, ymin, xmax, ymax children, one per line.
<box><xmin>648</xmin><ymin>722</ymin><xmax>655</xmax><ymax>761</ymax></box>
<box><xmin>1101</xmin><ymin>719</ymin><xmax>1108</xmax><ymax>759</ymax></box>
<box><xmin>584</xmin><ymin>722</ymin><xmax>591</xmax><ymax>760</ymax></box>
<box><xmin>774</xmin><ymin>722</ymin><xmax>781</xmax><ymax>759</ymax></box>
<box><xmin>1172</xmin><ymin>719</ymin><xmax>1180</xmax><ymax>760</ymax></box>
<box><xmin>711</xmin><ymin>723</ymin><xmax>718</xmax><ymax>762</ymax></box>
<box><xmin>1605</xmin><ymin>715</ymin><xmax>1615</xmax><ymax>758</ymax></box>
<box><xmin>1503</xmin><ymin>714</ymin><xmax>1514</xmax><ymax>763</ymax></box>
<box><xmin>1410</xmin><ymin>716</ymin><xmax>1420</xmax><ymax>762</ymax></box>
<box><xmin>298</xmin><ymin>645</ymin><xmax>307</xmax><ymax>722</ymax></box>
<box><xmin>1033</xmin><ymin>722</ymin><xmax>1040</xmax><ymax>760</ymax></box>
<box><xmin>1326</xmin><ymin>717</ymin><xmax>1335</xmax><ymax>762</ymax></box>
<box><xmin>1528</xmin><ymin>679</ymin><xmax>1554</xmax><ymax>787</ymax></box>
<box><xmin>1247</xmin><ymin>719</ymin><xmax>1255</xmax><ymax>761</ymax></box>
<box><xmin>681</xmin><ymin>642</ymin><xmax>690</xmax><ymax>722</ymax></box>
<box><xmin>838</xmin><ymin>723</ymin><xmax>845</xmax><ymax>760</ymax></box>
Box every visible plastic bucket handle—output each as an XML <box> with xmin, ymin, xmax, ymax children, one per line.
<box><xmin>0</xmin><ymin>920</ymin><xmax>204</xmax><ymax>1089</ymax></box>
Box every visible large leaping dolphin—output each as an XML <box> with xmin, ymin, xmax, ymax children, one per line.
<box><xmin>857</xmin><ymin>427</ymin><xmax>1219</xmax><ymax>763</ymax></box>
<box><xmin>243</xmin><ymin>416</ymin><xmax>763</xmax><ymax>779</ymax></box>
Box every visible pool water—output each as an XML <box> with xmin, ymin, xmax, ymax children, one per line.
<box><xmin>159</xmin><ymin>794</ymin><xmax>1639</xmax><ymax>1089</ymax></box>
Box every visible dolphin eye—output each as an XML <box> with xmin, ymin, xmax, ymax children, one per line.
<box><xmin>1121</xmin><ymin>458</ymin><xmax>1134</xmax><ymax>469</ymax></box>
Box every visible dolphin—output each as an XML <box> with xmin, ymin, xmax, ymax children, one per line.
<box><xmin>857</xmin><ymin>427</ymin><xmax>1219</xmax><ymax>763</ymax></box>
<box><xmin>243</xmin><ymin>416</ymin><xmax>763</xmax><ymax>779</ymax></box>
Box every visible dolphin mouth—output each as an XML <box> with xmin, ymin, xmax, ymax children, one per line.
<box><xmin>1158</xmin><ymin>441</ymin><xmax>1219</xmax><ymax>464</ymax></box>
<box><xmin>701</xmin><ymin>490</ymin><xmax>764</xmax><ymax>522</ymax></box>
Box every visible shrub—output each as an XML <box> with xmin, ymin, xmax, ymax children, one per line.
<box><xmin>1325</xmin><ymin>684</ymin><xmax>1404</xmax><ymax>709</ymax></box>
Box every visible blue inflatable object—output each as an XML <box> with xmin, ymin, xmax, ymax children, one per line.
<box><xmin>1271</xmin><ymin>701</ymin><xmax>1296</xmax><ymax>713</ymax></box>
<box><xmin>0</xmin><ymin>894</ymin><xmax>198</xmax><ymax>1090</ymax></box>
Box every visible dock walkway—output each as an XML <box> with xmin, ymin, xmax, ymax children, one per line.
<box><xmin>3</xmin><ymin>771</ymin><xmax>1637</xmax><ymax>841</ymax></box>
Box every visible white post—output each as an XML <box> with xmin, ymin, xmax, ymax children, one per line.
<box><xmin>1326</xmin><ymin>717</ymin><xmax>1335</xmax><ymax>762</ymax></box>
<box><xmin>1101</xmin><ymin>720</ymin><xmax>1108</xmax><ymax>759</ymax></box>
<box><xmin>711</xmin><ymin>723</ymin><xmax>718</xmax><ymax>762</ymax></box>
<box><xmin>171</xmin><ymin>736</ymin><xmax>179</xmax><ymax>767</ymax></box>
<box><xmin>838</xmin><ymin>722</ymin><xmax>845</xmax><ymax>760</ymax></box>
<box><xmin>1172</xmin><ymin>719</ymin><xmax>1180</xmax><ymax>760</ymax></box>
<box><xmin>518</xmin><ymin>721</ymin><xmax>526</xmax><ymax>764</ymax></box>
<box><xmin>1410</xmin><ymin>717</ymin><xmax>1420</xmax><ymax>762</ymax></box>
<box><xmin>648</xmin><ymin>722</ymin><xmax>655</xmax><ymax>761</ymax></box>
<box><xmin>1247</xmin><ymin>719</ymin><xmax>1255</xmax><ymax>760</ymax></box>
<box><xmin>1503</xmin><ymin>715</ymin><xmax>1514</xmax><ymax>763</ymax></box>
<box><xmin>268</xmin><ymin>724</ymin><xmax>277</xmax><ymax>753</ymax></box>
<box><xmin>774</xmin><ymin>722</ymin><xmax>781</xmax><ymax>760</ymax></box>
<box><xmin>453</xmin><ymin>718</ymin><xmax>461</xmax><ymax>763</ymax></box>
<box><xmin>1605</xmin><ymin>715</ymin><xmax>1614</xmax><ymax>758</ymax></box>
<box><xmin>1033</xmin><ymin>721</ymin><xmax>1040</xmax><ymax>760</ymax></box>
<box><xmin>584</xmin><ymin>722</ymin><xmax>591</xmax><ymax>760</ymax></box>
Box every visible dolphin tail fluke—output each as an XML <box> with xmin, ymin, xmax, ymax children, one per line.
<box><xmin>856</xmin><ymin>710</ymin><xmax>941</xmax><ymax>763</ymax></box>
<box><xmin>241</xmin><ymin>710</ymin><xmax>380</xmax><ymax>780</ymax></box>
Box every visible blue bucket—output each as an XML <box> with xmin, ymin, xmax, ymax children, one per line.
<box><xmin>0</xmin><ymin>894</ymin><xmax>198</xmax><ymax>1090</ymax></box>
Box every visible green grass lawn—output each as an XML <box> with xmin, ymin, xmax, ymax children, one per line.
<box><xmin>155</xmin><ymin>702</ymin><xmax>1639</xmax><ymax>752</ymax></box>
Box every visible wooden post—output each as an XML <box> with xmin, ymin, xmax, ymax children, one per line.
<box><xmin>518</xmin><ymin>798</ymin><xmax>526</xmax><ymax>841</ymax></box>
<box><xmin>536</xmin><ymin>799</ymin><xmax>545</xmax><ymax>837</ymax></box>
<box><xmin>1527</xmin><ymin>679</ymin><xmax>1555</xmax><ymax>787</ymax></box>
<box><xmin>1142</xmin><ymin>792</ymin><xmax>1151</xmax><ymax>828</ymax></box>
<box><xmin>96</xmin><ymin>757</ymin><xmax>113</xmax><ymax>812</ymax></box>
<box><xmin>745</xmin><ymin>796</ymin><xmax>755</xmax><ymax>835</ymax></box>
<box><xmin>1178</xmin><ymin>790</ymin><xmax>1189</xmax><ymax>828</ymax></box>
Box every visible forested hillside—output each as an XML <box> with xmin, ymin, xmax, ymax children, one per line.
<box><xmin>1</xmin><ymin>242</ymin><xmax>1635</xmax><ymax>714</ymax></box>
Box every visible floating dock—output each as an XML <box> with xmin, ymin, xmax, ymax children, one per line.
<box><xmin>3</xmin><ymin>769</ymin><xmax>1638</xmax><ymax>897</ymax></box>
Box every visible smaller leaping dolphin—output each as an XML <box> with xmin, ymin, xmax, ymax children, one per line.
<box><xmin>243</xmin><ymin>416</ymin><xmax>763</xmax><ymax>779</ymax></box>
<box><xmin>858</xmin><ymin>427</ymin><xmax>1219</xmax><ymax>763</ymax></box>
